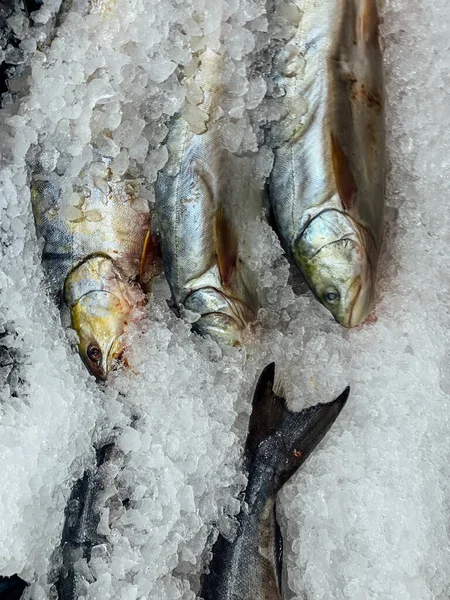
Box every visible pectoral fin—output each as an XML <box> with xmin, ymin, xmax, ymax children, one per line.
<box><xmin>331</xmin><ymin>133</ymin><xmax>358</xmax><ymax>211</ymax></box>
<box><xmin>139</xmin><ymin>225</ymin><xmax>162</xmax><ymax>293</ymax></box>
<box><xmin>214</xmin><ymin>205</ymin><xmax>238</xmax><ymax>287</ymax></box>
<box><xmin>358</xmin><ymin>0</ymin><xmax>380</xmax><ymax>44</ymax></box>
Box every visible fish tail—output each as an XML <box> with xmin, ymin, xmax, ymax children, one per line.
<box><xmin>0</xmin><ymin>575</ymin><xmax>28</xmax><ymax>600</ymax></box>
<box><xmin>246</xmin><ymin>363</ymin><xmax>349</xmax><ymax>492</ymax></box>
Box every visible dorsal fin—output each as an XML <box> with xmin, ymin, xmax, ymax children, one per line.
<box><xmin>214</xmin><ymin>205</ymin><xmax>238</xmax><ymax>288</ymax></box>
<box><xmin>330</xmin><ymin>133</ymin><xmax>357</xmax><ymax>211</ymax></box>
<box><xmin>245</xmin><ymin>363</ymin><xmax>286</xmax><ymax>457</ymax></box>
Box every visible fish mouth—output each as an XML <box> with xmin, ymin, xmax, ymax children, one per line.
<box><xmin>102</xmin><ymin>336</ymin><xmax>122</xmax><ymax>376</ymax></box>
<box><xmin>312</xmin><ymin>240</ymin><xmax>372</xmax><ymax>328</ymax></box>
<box><xmin>296</xmin><ymin>226</ymin><xmax>374</xmax><ymax>327</ymax></box>
<box><xmin>82</xmin><ymin>338</ymin><xmax>123</xmax><ymax>382</ymax></box>
<box><xmin>69</xmin><ymin>289</ymin><xmax>129</xmax><ymax>380</ymax></box>
<box><xmin>81</xmin><ymin>355</ymin><xmax>107</xmax><ymax>382</ymax></box>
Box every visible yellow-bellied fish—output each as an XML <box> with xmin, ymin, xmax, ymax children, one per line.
<box><xmin>155</xmin><ymin>49</ymin><xmax>259</xmax><ymax>346</ymax></box>
<box><xmin>268</xmin><ymin>0</ymin><xmax>385</xmax><ymax>327</ymax></box>
<box><xmin>31</xmin><ymin>157</ymin><xmax>158</xmax><ymax>379</ymax></box>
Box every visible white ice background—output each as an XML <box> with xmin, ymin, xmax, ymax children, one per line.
<box><xmin>1</xmin><ymin>0</ymin><xmax>449</xmax><ymax>598</ymax></box>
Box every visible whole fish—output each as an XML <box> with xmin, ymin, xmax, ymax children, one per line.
<box><xmin>31</xmin><ymin>157</ymin><xmax>158</xmax><ymax>379</ymax></box>
<box><xmin>268</xmin><ymin>0</ymin><xmax>385</xmax><ymax>327</ymax></box>
<box><xmin>201</xmin><ymin>363</ymin><xmax>349</xmax><ymax>599</ymax></box>
<box><xmin>155</xmin><ymin>49</ymin><xmax>259</xmax><ymax>347</ymax></box>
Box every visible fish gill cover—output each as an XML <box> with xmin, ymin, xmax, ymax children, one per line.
<box><xmin>0</xmin><ymin>0</ymin><xmax>449</xmax><ymax>599</ymax></box>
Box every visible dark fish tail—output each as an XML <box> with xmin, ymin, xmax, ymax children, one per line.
<box><xmin>201</xmin><ymin>365</ymin><xmax>349</xmax><ymax>599</ymax></box>
<box><xmin>246</xmin><ymin>363</ymin><xmax>349</xmax><ymax>494</ymax></box>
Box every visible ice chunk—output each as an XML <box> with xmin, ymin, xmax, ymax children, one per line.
<box><xmin>113</xmin><ymin>117</ymin><xmax>145</xmax><ymax>149</ymax></box>
<box><xmin>182</xmin><ymin>104</ymin><xmax>209</xmax><ymax>135</ymax></box>
<box><xmin>148</xmin><ymin>58</ymin><xmax>177</xmax><ymax>83</ymax></box>
<box><xmin>245</xmin><ymin>77</ymin><xmax>266</xmax><ymax>110</ymax></box>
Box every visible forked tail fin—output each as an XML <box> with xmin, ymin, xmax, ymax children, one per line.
<box><xmin>245</xmin><ymin>363</ymin><xmax>350</xmax><ymax>492</ymax></box>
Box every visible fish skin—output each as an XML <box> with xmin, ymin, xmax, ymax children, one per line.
<box><xmin>0</xmin><ymin>575</ymin><xmax>27</xmax><ymax>600</ymax></box>
<box><xmin>201</xmin><ymin>364</ymin><xmax>349</xmax><ymax>600</ymax></box>
<box><xmin>31</xmin><ymin>158</ymin><xmax>154</xmax><ymax>379</ymax></box>
<box><xmin>155</xmin><ymin>49</ymin><xmax>259</xmax><ymax>346</ymax></box>
<box><xmin>268</xmin><ymin>0</ymin><xmax>385</xmax><ymax>327</ymax></box>
<box><xmin>53</xmin><ymin>441</ymin><xmax>124</xmax><ymax>600</ymax></box>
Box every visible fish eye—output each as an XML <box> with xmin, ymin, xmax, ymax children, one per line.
<box><xmin>324</xmin><ymin>290</ymin><xmax>340</xmax><ymax>304</ymax></box>
<box><xmin>87</xmin><ymin>343</ymin><xmax>102</xmax><ymax>363</ymax></box>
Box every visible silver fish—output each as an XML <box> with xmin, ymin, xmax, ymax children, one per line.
<box><xmin>31</xmin><ymin>157</ymin><xmax>157</xmax><ymax>379</ymax></box>
<box><xmin>268</xmin><ymin>0</ymin><xmax>385</xmax><ymax>327</ymax></box>
<box><xmin>201</xmin><ymin>363</ymin><xmax>349</xmax><ymax>599</ymax></box>
<box><xmin>155</xmin><ymin>49</ymin><xmax>259</xmax><ymax>347</ymax></box>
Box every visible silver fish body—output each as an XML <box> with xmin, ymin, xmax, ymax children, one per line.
<box><xmin>201</xmin><ymin>364</ymin><xmax>349</xmax><ymax>600</ymax></box>
<box><xmin>155</xmin><ymin>50</ymin><xmax>259</xmax><ymax>346</ymax></box>
<box><xmin>269</xmin><ymin>0</ymin><xmax>385</xmax><ymax>327</ymax></box>
<box><xmin>31</xmin><ymin>157</ymin><xmax>152</xmax><ymax>378</ymax></box>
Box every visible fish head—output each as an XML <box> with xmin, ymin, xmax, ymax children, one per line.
<box><xmin>70</xmin><ymin>290</ymin><xmax>129</xmax><ymax>380</ymax></box>
<box><xmin>294</xmin><ymin>210</ymin><xmax>376</xmax><ymax>327</ymax></box>
<box><xmin>64</xmin><ymin>256</ymin><xmax>138</xmax><ymax>380</ymax></box>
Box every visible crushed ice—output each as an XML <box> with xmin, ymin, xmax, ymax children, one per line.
<box><xmin>1</xmin><ymin>0</ymin><xmax>449</xmax><ymax>598</ymax></box>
